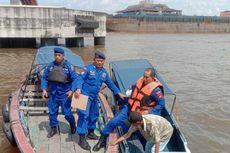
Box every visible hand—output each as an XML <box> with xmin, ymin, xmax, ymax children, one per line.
<box><xmin>75</xmin><ymin>89</ymin><xmax>81</xmax><ymax>98</ymax></box>
<box><xmin>66</xmin><ymin>91</ymin><xmax>73</xmax><ymax>97</ymax></box>
<box><xmin>42</xmin><ymin>90</ymin><xmax>48</xmax><ymax>99</ymax></box>
<box><xmin>118</xmin><ymin>92</ymin><xmax>126</xmax><ymax>100</ymax></box>
<box><xmin>142</xmin><ymin>110</ymin><xmax>149</xmax><ymax>115</ymax></box>
<box><xmin>109</xmin><ymin>141</ymin><xmax>117</xmax><ymax>146</ymax></box>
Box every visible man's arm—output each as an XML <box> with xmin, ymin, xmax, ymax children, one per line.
<box><xmin>68</xmin><ymin>64</ymin><xmax>80</xmax><ymax>91</ymax></box>
<box><xmin>110</xmin><ymin>125</ymin><xmax>136</xmax><ymax>146</ymax></box>
<box><xmin>154</xmin><ymin>142</ymin><xmax>160</xmax><ymax>153</ymax></box>
<box><xmin>148</xmin><ymin>87</ymin><xmax>165</xmax><ymax>115</ymax></box>
<box><xmin>110</xmin><ymin>131</ymin><xmax>132</xmax><ymax>146</ymax></box>
<box><xmin>41</xmin><ymin>65</ymin><xmax>49</xmax><ymax>90</ymax></box>
<box><xmin>41</xmin><ymin>65</ymin><xmax>50</xmax><ymax>99</ymax></box>
<box><xmin>104</xmin><ymin>71</ymin><xmax>126</xmax><ymax>99</ymax></box>
<box><xmin>73</xmin><ymin>66</ymin><xmax>89</xmax><ymax>97</ymax></box>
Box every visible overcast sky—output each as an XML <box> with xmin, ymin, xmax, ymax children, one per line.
<box><xmin>0</xmin><ymin>0</ymin><xmax>230</xmax><ymax>16</ymax></box>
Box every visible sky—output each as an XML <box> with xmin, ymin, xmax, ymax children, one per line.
<box><xmin>0</xmin><ymin>0</ymin><xmax>230</xmax><ymax>16</ymax></box>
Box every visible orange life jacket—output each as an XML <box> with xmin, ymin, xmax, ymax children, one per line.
<box><xmin>128</xmin><ymin>77</ymin><xmax>164</xmax><ymax>114</ymax></box>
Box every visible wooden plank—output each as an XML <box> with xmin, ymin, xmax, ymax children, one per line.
<box><xmin>58</xmin><ymin>114</ymin><xmax>79</xmax><ymax>153</ymax></box>
<box><xmin>25</xmin><ymin>85</ymin><xmax>42</xmax><ymax>92</ymax></box>
<box><xmin>24</xmin><ymin>92</ymin><xmax>43</xmax><ymax>97</ymax></box>
<box><xmin>23</xmin><ymin>98</ymin><xmax>48</xmax><ymax>102</ymax></box>
<box><xmin>28</xmin><ymin>115</ymin><xmax>62</xmax><ymax>153</ymax></box>
<box><xmin>19</xmin><ymin>106</ymin><xmax>76</xmax><ymax>113</ymax></box>
<box><xmin>20</xmin><ymin>106</ymin><xmax>49</xmax><ymax>112</ymax></box>
<box><xmin>28</xmin><ymin>115</ymin><xmax>50</xmax><ymax>153</ymax></box>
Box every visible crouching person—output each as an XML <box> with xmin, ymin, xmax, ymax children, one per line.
<box><xmin>110</xmin><ymin>112</ymin><xmax>173</xmax><ymax>153</ymax></box>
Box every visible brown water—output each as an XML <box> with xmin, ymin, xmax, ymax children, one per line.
<box><xmin>0</xmin><ymin>33</ymin><xmax>230</xmax><ymax>153</ymax></box>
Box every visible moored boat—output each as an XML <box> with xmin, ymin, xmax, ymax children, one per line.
<box><xmin>109</xmin><ymin>59</ymin><xmax>191</xmax><ymax>153</ymax></box>
<box><xmin>2</xmin><ymin>46</ymin><xmax>119</xmax><ymax>153</ymax></box>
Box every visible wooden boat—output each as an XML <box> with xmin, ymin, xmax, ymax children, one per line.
<box><xmin>2</xmin><ymin>46</ymin><xmax>191</xmax><ymax>153</ymax></box>
<box><xmin>2</xmin><ymin>46</ymin><xmax>119</xmax><ymax>153</ymax></box>
<box><xmin>109</xmin><ymin>59</ymin><xmax>191</xmax><ymax>153</ymax></box>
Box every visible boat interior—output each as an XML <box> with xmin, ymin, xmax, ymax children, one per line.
<box><xmin>14</xmin><ymin>50</ymin><xmax>189</xmax><ymax>153</ymax></box>
<box><xmin>19</xmin><ymin>83</ymin><xmax>107</xmax><ymax>153</ymax></box>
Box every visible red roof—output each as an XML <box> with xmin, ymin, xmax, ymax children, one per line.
<box><xmin>20</xmin><ymin>0</ymin><xmax>38</xmax><ymax>5</ymax></box>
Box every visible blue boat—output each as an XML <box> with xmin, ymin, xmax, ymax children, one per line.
<box><xmin>109</xmin><ymin>59</ymin><xmax>191</xmax><ymax>153</ymax></box>
<box><xmin>2</xmin><ymin>46</ymin><xmax>191</xmax><ymax>153</ymax></box>
<box><xmin>2</xmin><ymin>46</ymin><xmax>119</xmax><ymax>153</ymax></box>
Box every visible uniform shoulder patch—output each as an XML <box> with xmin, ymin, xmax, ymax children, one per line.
<box><xmin>102</xmin><ymin>72</ymin><xmax>107</xmax><ymax>78</ymax></box>
<box><xmin>156</xmin><ymin>91</ymin><xmax>163</xmax><ymax>99</ymax></box>
<box><xmin>81</xmin><ymin>67</ymin><xmax>87</xmax><ymax>74</ymax></box>
<box><xmin>69</xmin><ymin>65</ymin><xmax>74</xmax><ymax>71</ymax></box>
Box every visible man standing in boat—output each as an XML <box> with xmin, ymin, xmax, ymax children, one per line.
<box><xmin>41</xmin><ymin>47</ymin><xmax>77</xmax><ymax>138</ymax></box>
<box><xmin>74</xmin><ymin>51</ymin><xmax>126</xmax><ymax>151</ymax></box>
<box><xmin>110</xmin><ymin>111</ymin><xmax>173</xmax><ymax>153</ymax></box>
<box><xmin>93</xmin><ymin>68</ymin><xmax>165</xmax><ymax>151</ymax></box>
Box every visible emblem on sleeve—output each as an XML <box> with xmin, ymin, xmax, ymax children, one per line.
<box><xmin>81</xmin><ymin>67</ymin><xmax>87</xmax><ymax>74</ymax></box>
<box><xmin>102</xmin><ymin>73</ymin><xmax>106</xmax><ymax>78</ymax></box>
<box><xmin>156</xmin><ymin>91</ymin><xmax>162</xmax><ymax>99</ymax></box>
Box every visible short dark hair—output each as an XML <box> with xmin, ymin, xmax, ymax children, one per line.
<box><xmin>145</xmin><ymin>68</ymin><xmax>156</xmax><ymax>78</ymax></box>
<box><xmin>128</xmin><ymin>111</ymin><xmax>143</xmax><ymax>124</ymax></box>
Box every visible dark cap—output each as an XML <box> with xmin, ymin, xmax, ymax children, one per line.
<box><xmin>54</xmin><ymin>47</ymin><xmax>64</xmax><ymax>54</ymax></box>
<box><xmin>95</xmin><ymin>51</ymin><xmax>105</xmax><ymax>59</ymax></box>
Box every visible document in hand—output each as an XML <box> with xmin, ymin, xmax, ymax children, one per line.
<box><xmin>71</xmin><ymin>94</ymin><xmax>88</xmax><ymax>110</ymax></box>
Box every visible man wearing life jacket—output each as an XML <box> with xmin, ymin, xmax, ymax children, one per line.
<box><xmin>128</xmin><ymin>68</ymin><xmax>165</xmax><ymax>115</ymax></box>
<box><xmin>93</xmin><ymin>68</ymin><xmax>165</xmax><ymax>152</ymax></box>
<box><xmin>41</xmin><ymin>47</ymin><xmax>78</xmax><ymax>138</ymax></box>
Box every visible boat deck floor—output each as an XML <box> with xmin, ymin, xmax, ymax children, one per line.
<box><xmin>28</xmin><ymin>113</ymin><xmax>104</xmax><ymax>153</ymax></box>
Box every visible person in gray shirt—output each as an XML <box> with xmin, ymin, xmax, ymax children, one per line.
<box><xmin>110</xmin><ymin>111</ymin><xmax>173</xmax><ymax>153</ymax></box>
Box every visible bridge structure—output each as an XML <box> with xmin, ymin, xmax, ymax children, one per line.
<box><xmin>0</xmin><ymin>3</ymin><xmax>106</xmax><ymax>48</ymax></box>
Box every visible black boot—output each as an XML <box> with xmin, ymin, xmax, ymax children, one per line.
<box><xmin>70</xmin><ymin>122</ymin><xmax>76</xmax><ymax>134</ymax></box>
<box><xmin>78</xmin><ymin>134</ymin><xmax>91</xmax><ymax>151</ymax></box>
<box><xmin>87</xmin><ymin>129</ymin><xmax>99</xmax><ymax>140</ymax></box>
<box><xmin>93</xmin><ymin>134</ymin><xmax>108</xmax><ymax>152</ymax></box>
<box><xmin>47</xmin><ymin>127</ymin><xmax>57</xmax><ymax>138</ymax></box>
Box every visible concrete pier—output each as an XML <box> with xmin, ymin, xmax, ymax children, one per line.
<box><xmin>0</xmin><ymin>5</ymin><xmax>106</xmax><ymax>48</ymax></box>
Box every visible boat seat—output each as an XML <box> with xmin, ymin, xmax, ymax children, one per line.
<box><xmin>25</xmin><ymin>85</ymin><xmax>42</xmax><ymax>92</ymax></box>
<box><xmin>19</xmin><ymin>106</ymin><xmax>76</xmax><ymax>112</ymax></box>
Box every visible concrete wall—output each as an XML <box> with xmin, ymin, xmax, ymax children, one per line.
<box><xmin>0</xmin><ymin>5</ymin><xmax>106</xmax><ymax>38</ymax></box>
<box><xmin>107</xmin><ymin>17</ymin><xmax>230</xmax><ymax>33</ymax></box>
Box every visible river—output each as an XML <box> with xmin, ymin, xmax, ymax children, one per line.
<box><xmin>0</xmin><ymin>33</ymin><xmax>230</xmax><ymax>153</ymax></box>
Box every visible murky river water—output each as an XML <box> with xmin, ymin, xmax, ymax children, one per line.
<box><xmin>0</xmin><ymin>33</ymin><xmax>230</xmax><ymax>153</ymax></box>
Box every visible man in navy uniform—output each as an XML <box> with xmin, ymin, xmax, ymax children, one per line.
<box><xmin>74</xmin><ymin>51</ymin><xmax>126</xmax><ymax>151</ymax></box>
<box><xmin>41</xmin><ymin>47</ymin><xmax>78</xmax><ymax>138</ymax></box>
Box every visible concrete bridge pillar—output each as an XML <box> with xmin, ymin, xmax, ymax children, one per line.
<box><xmin>40</xmin><ymin>38</ymin><xmax>57</xmax><ymax>47</ymax></box>
<box><xmin>94</xmin><ymin>37</ymin><xmax>105</xmax><ymax>46</ymax></box>
<box><xmin>66</xmin><ymin>37</ymin><xmax>84</xmax><ymax>48</ymax></box>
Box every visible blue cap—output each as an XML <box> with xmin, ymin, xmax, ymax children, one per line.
<box><xmin>54</xmin><ymin>47</ymin><xmax>64</xmax><ymax>54</ymax></box>
<box><xmin>95</xmin><ymin>51</ymin><xmax>105</xmax><ymax>59</ymax></box>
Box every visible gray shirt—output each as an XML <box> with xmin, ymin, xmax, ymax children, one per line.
<box><xmin>128</xmin><ymin>114</ymin><xmax>173</xmax><ymax>143</ymax></box>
